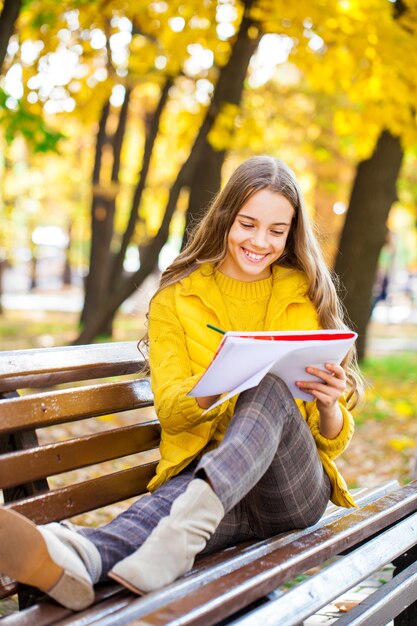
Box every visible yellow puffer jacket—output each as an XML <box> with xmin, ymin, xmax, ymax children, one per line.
<box><xmin>147</xmin><ymin>263</ymin><xmax>356</xmax><ymax>508</ymax></box>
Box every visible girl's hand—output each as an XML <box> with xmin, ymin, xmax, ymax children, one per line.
<box><xmin>296</xmin><ymin>363</ymin><xmax>347</xmax><ymax>439</ymax></box>
<box><xmin>196</xmin><ymin>395</ymin><xmax>220</xmax><ymax>409</ymax></box>
<box><xmin>297</xmin><ymin>363</ymin><xmax>346</xmax><ymax>410</ymax></box>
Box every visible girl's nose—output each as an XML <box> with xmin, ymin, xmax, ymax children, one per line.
<box><xmin>251</xmin><ymin>231</ymin><xmax>268</xmax><ymax>248</ymax></box>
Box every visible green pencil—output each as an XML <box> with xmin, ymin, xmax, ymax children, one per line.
<box><xmin>207</xmin><ymin>324</ymin><xmax>226</xmax><ymax>335</ymax></box>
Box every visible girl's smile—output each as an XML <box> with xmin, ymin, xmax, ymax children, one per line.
<box><xmin>241</xmin><ymin>247</ymin><xmax>269</xmax><ymax>262</ymax></box>
<box><xmin>218</xmin><ymin>189</ymin><xmax>294</xmax><ymax>281</ymax></box>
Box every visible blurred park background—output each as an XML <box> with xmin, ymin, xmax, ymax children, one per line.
<box><xmin>0</xmin><ymin>0</ymin><xmax>417</xmax><ymax>492</ymax></box>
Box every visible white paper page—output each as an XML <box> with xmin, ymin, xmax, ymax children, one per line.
<box><xmin>189</xmin><ymin>336</ymin><xmax>296</xmax><ymax>397</ymax></box>
<box><xmin>269</xmin><ymin>340</ymin><xmax>354</xmax><ymax>401</ymax></box>
<box><xmin>202</xmin><ymin>360</ymin><xmax>277</xmax><ymax>414</ymax></box>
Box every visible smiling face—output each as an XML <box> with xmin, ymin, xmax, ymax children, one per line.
<box><xmin>218</xmin><ymin>189</ymin><xmax>295</xmax><ymax>282</ymax></box>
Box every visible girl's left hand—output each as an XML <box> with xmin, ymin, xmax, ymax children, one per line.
<box><xmin>296</xmin><ymin>363</ymin><xmax>347</xmax><ymax>413</ymax></box>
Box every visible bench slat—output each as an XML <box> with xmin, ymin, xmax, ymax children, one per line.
<box><xmin>6</xmin><ymin>462</ymin><xmax>158</xmax><ymax>524</ymax></box>
<box><xmin>0</xmin><ymin>364</ymin><xmax>141</xmax><ymax>393</ymax></box>
<box><xmin>59</xmin><ymin>587</ymin><xmax>135</xmax><ymax>626</ymax></box>
<box><xmin>0</xmin><ymin>421</ymin><xmax>161</xmax><ymax>489</ymax></box>
<box><xmin>115</xmin><ymin>483</ymin><xmax>417</xmax><ymax>626</ymax></box>
<box><xmin>0</xmin><ymin>342</ymin><xmax>142</xmax><ymax>392</ymax></box>
<box><xmin>0</xmin><ymin>379</ymin><xmax>153</xmax><ymax>435</ymax></box>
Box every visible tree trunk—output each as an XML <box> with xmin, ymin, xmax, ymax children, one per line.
<box><xmin>80</xmin><ymin>100</ymin><xmax>110</xmax><ymax>327</ymax></box>
<box><xmin>0</xmin><ymin>258</ymin><xmax>6</xmax><ymax>314</ymax></box>
<box><xmin>183</xmin><ymin>0</ymin><xmax>260</xmax><ymax>248</ymax></box>
<box><xmin>62</xmin><ymin>222</ymin><xmax>72</xmax><ymax>285</ymax></box>
<box><xmin>29</xmin><ymin>253</ymin><xmax>37</xmax><ymax>290</ymax></box>
<box><xmin>0</xmin><ymin>0</ymin><xmax>22</xmax><ymax>73</ymax></box>
<box><xmin>184</xmin><ymin>150</ymin><xmax>224</xmax><ymax>245</ymax></box>
<box><xmin>73</xmin><ymin>154</ymin><xmax>194</xmax><ymax>344</ymax></box>
<box><xmin>334</xmin><ymin>131</ymin><xmax>403</xmax><ymax>360</ymax></box>
<box><xmin>109</xmin><ymin>77</ymin><xmax>172</xmax><ymax>289</ymax></box>
<box><xmin>80</xmin><ymin>90</ymin><xmax>131</xmax><ymax>336</ymax></box>
<box><xmin>73</xmin><ymin>2</ymin><xmax>260</xmax><ymax>345</ymax></box>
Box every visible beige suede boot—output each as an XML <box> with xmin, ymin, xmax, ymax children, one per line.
<box><xmin>0</xmin><ymin>508</ymin><xmax>101</xmax><ymax>611</ymax></box>
<box><xmin>109</xmin><ymin>479</ymin><xmax>224</xmax><ymax>594</ymax></box>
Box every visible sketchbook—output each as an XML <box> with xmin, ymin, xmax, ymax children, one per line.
<box><xmin>188</xmin><ymin>329</ymin><xmax>357</xmax><ymax>411</ymax></box>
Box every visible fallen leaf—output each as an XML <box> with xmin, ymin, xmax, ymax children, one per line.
<box><xmin>388</xmin><ymin>436</ymin><xmax>416</xmax><ymax>452</ymax></box>
<box><xmin>334</xmin><ymin>600</ymin><xmax>360</xmax><ymax>613</ymax></box>
<box><xmin>394</xmin><ymin>401</ymin><xmax>414</xmax><ymax>418</ymax></box>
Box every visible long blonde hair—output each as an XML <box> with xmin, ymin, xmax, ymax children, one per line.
<box><xmin>144</xmin><ymin>155</ymin><xmax>363</xmax><ymax>407</ymax></box>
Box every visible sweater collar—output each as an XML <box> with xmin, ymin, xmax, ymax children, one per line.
<box><xmin>213</xmin><ymin>269</ymin><xmax>273</xmax><ymax>299</ymax></box>
<box><xmin>178</xmin><ymin>262</ymin><xmax>310</xmax><ymax>330</ymax></box>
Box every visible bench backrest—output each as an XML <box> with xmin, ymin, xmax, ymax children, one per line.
<box><xmin>0</xmin><ymin>342</ymin><xmax>159</xmax><ymax>525</ymax></box>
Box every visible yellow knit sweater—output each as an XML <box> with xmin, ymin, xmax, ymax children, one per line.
<box><xmin>147</xmin><ymin>263</ymin><xmax>356</xmax><ymax>508</ymax></box>
<box><xmin>213</xmin><ymin>269</ymin><xmax>273</xmax><ymax>331</ymax></box>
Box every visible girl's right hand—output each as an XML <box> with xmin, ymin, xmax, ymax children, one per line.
<box><xmin>196</xmin><ymin>395</ymin><xmax>220</xmax><ymax>409</ymax></box>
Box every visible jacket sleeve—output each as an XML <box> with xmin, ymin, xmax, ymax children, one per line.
<box><xmin>148</xmin><ymin>289</ymin><xmax>226</xmax><ymax>435</ymax></box>
<box><xmin>304</xmin><ymin>396</ymin><xmax>355</xmax><ymax>459</ymax></box>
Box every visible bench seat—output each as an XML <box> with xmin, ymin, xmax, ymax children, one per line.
<box><xmin>1</xmin><ymin>342</ymin><xmax>417</xmax><ymax>625</ymax></box>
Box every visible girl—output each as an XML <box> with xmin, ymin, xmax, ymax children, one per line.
<box><xmin>0</xmin><ymin>156</ymin><xmax>361</xmax><ymax>610</ymax></box>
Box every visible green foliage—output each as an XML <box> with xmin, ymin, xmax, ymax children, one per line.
<box><xmin>282</xmin><ymin>574</ymin><xmax>308</xmax><ymax>589</ymax></box>
<box><xmin>21</xmin><ymin>0</ymin><xmax>37</xmax><ymax>9</ymax></box>
<box><xmin>362</xmin><ymin>352</ymin><xmax>417</xmax><ymax>386</ymax></box>
<box><xmin>0</xmin><ymin>87</ymin><xmax>65</xmax><ymax>152</ymax></box>
<box><xmin>357</xmin><ymin>352</ymin><xmax>417</xmax><ymax>427</ymax></box>
<box><xmin>28</xmin><ymin>9</ymin><xmax>56</xmax><ymax>29</ymax></box>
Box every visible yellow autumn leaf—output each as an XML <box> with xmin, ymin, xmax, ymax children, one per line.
<box><xmin>394</xmin><ymin>402</ymin><xmax>415</xmax><ymax>418</ymax></box>
<box><xmin>207</xmin><ymin>103</ymin><xmax>240</xmax><ymax>151</ymax></box>
<box><xmin>388</xmin><ymin>436</ymin><xmax>416</xmax><ymax>452</ymax></box>
<box><xmin>100</xmin><ymin>413</ymin><xmax>118</xmax><ymax>422</ymax></box>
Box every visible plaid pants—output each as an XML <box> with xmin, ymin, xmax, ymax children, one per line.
<box><xmin>81</xmin><ymin>374</ymin><xmax>331</xmax><ymax>578</ymax></box>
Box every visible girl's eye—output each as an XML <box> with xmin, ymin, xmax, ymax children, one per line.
<box><xmin>271</xmin><ymin>230</ymin><xmax>284</xmax><ymax>236</ymax></box>
<box><xmin>239</xmin><ymin>222</ymin><xmax>254</xmax><ymax>229</ymax></box>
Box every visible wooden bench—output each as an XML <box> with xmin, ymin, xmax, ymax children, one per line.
<box><xmin>1</xmin><ymin>341</ymin><xmax>417</xmax><ymax>626</ymax></box>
